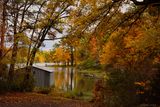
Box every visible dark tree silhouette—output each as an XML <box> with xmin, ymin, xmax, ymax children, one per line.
<box><xmin>113</xmin><ymin>0</ymin><xmax>160</xmax><ymax>5</ymax></box>
<box><xmin>131</xmin><ymin>0</ymin><xmax>160</xmax><ymax>5</ymax></box>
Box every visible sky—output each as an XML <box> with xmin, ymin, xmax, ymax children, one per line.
<box><xmin>40</xmin><ymin>39</ymin><xmax>59</xmax><ymax>51</ymax></box>
<box><xmin>40</xmin><ymin>32</ymin><xmax>65</xmax><ymax>51</ymax></box>
<box><xmin>137</xmin><ymin>0</ymin><xmax>144</xmax><ymax>2</ymax></box>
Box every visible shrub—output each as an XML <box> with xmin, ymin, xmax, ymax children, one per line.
<box><xmin>0</xmin><ymin>80</ymin><xmax>8</xmax><ymax>93</ymax></box>
<box><xmin>63</xmin><ymin>90</ymin><xmax>85</xmax><ymax>99</ymax></box>
<box><xmin>63</xmin><ymin>91</ymin><xmax>76</xmax><ymax>99</ymax></box>
<box><xmin>145</xmin><ymin>70</ymin><xmax>160</xmax><ymax>104</ymax></box>
<box><xmin>0</xmin><ymin>64</ymin><xmax>8</xmax><ymax>78</ymax></box>
<box><xmin>34</xmin><ymin>87</ymin><xmax>52</xmax><ymax>94</ymax></box>
<box><xmin>0</xmin><ymin>65</ymin><xmax>35</xmax><ymax>92</ymax></box>
<box><xmin>93</xmin><ymin>69</ymin><xmax>141</xmax><ymax>107</ymax></box>
<box><xmin>20</xmin><ymin>74</ymin><xmax>35</xmax><ymax>92</ymax></box>
<box><xmin>107</xmin><ymin>69</ymin><xmax>138</xmax><ymax>107</ymax></box>
<box><xmin>7</xmin><ymin>68</ymin><xmax>35</xmax><ymax>92</ymax></box>
<box><xmin>0</xmin><ymin>64</ymin><xmax>9</xmax><ymax>93</ymax></box>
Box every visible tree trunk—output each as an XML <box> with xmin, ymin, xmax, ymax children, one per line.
<box><xmin>8</xmin><ymin>37</ymin><xmax>18</xmax><ymax>81</ymax></box>
<box><xmin>29</xmin><ymin>47</ymin><xmax>38</xmax><ymax>66</ymax></box>
<box><xmin>0</xmin><ymin>0</ymin><xmax>7</xmax><ymax>58</ymax></box>
<box><xmin>70</xmin><ymin>46</ymin><xmax>74</xmax><ymax>66</ymax></box>
<box><xmin>8</xmin><ymin>3</ymin><xmax>19</xmax><ymax>81</ymax></box>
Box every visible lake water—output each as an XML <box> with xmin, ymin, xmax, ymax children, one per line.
<box><xmin>52</xmin><ymin>67</ymin><xmax>96</xmax><ymax>94</ymax></box>
<box><xmin>33</xmin><ymin>64</ymin><xmax>96</xmax><ymax>97</ymax></box>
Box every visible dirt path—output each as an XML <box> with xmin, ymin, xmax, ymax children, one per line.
<box><xmin>0</xmin><ymin>93</ymin><xmax>94</xmax><ymax>107</ymax></box>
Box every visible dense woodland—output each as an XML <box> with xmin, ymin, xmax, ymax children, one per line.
<box><xmin>0</xmin><ymin>0</ymin><xmax>160</xmax><ymax>107</ymax></box>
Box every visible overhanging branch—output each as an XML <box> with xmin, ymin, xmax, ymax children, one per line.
<box><xmin>44</xmin><ymin>37</ymin><xmax>66</xmax><ymax>40</ymax></box>
<box><xmin>131</xmin><ymin>0</ymin><xmax>160</xmax><ymax>5</ymax></box>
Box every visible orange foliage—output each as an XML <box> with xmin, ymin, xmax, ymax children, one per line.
<box><xmin>89</xmin><ymin>37</ymin><xmax>98</xmax><ymax>58</ymax></box>
<box><xmin>54</xmin><ymin>47</ymin><xmax>70</xmax><ymax>62</ymax></box>
<box><xmin>99</xmin><ymin>25</ymin><xmax>148</xmax><ymax>68</ymax></box>
<box><xmin>100</xmin><ymin>41</ymin><xmax>116</xmax><ymax>65</ymax></box>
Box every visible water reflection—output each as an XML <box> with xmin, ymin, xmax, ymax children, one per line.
<box><xmin>53</xmin><ymin>67</ymin><xmax>76</xmax><ymax>90</ymax></box>
<box><xmin>33</xmin><ymin>66</ymin><xmax>96</xmax><ymax>93</ymax></box>
<box><xmin>52</xmin><ymin>67</ymin><xmax>95</xmax><ymax>93</ymax></box>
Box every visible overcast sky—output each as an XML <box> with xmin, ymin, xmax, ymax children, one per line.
<box><xmin>40</xmin><ymin>39</ymin><xmax>59</xmax><ymax>51</ymax></box>
<box><xmin>40</xmin><ymin>32</ymin><xmax>65</xmax><ymax>51</ymax></box>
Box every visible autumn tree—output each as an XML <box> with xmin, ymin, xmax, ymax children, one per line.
<box><xmin>26</xmin><ymin>0</ymin><xmax>73</xmax><ymax>67</ymax></box>
<box><xmin>53</xmin><ymin>46</ymin><xmax>70</xmax><ymax>65</ymax></box>
<box><xmin>0</xmin><ymin>0</ymin><xmax>9</xmax><ymax>77</ymax></box>
<box><xmin>61</xmin><ymin>0</ymin><xmax>160</xmax><ymax>105</ymax></box>
<box><xmin>7</xmin><ymin>0</ymin><xmax>36</xmax><ymax>81</ymax></box>
<box><xmin>0</xmin><ymin>0</ymin><xmax>73</xmax><ymax>81</ymax></box>
<box><xmin>0</xmin><ymin>0</ymin><xmax>8</xmax><ymax>58</ymax></box>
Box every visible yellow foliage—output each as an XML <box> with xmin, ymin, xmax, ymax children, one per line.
<box><xmin>54</xmin><ymin>47</ymin><xmax>70</xmax><ymax>62</ymax></box>
<box><xmin>134</xmin><ymin>81</ymin><xmax>146</xmax><ymax>87</ymax></box>
<box><xmin>100</xmin><ymin>41</ymin><xmax>116</xmax><ymax>65</ymax></box>
<box><xmin>124</xmin><ymin>27</ymin><xmax>144</xmax><ymax>48</ymax></box>
<box><xmin>36</xmin><ymin>53</ymin><xmax>45</xmax><ymax>63</ymax></box>
<box><xmin>89</xmin><ymin>37</ymin><xmax>98</xmax><ymax>58</ymax></box>
<box><xmin>39</xmin><ymin>55</ymin><xmax>45</xmax><ymax>63</ymax></box>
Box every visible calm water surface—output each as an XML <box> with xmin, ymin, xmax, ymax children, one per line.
<box><xmin>51</xmin><ymin>67</ymin><xmax>96</xmax><ymax>93</ymax></box>
<box><xmin>34</xmin><ymin>63</ymin><xmax>96</xmax><ymax>96</ymax></box>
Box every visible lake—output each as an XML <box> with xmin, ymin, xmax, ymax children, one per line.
<box><xmin>32</xmin><ymin>64</ymin><xmax>97</xmax><ymax>97</ymax></box>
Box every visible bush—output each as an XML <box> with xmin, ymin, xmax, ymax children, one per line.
<box><xmin>0</xmin><ymin>67</ymin><xmax>35</xmax><ymax>93</ymax></box>
<box><xmin>107</xmin><ymin>69</ymin><xmax>138</xmax><ymax>107</ymax></box>
<box><xmin>20</xmin><ymin>72</ymin><xmax>35</xmax><ymax>92</ymax></box>
<box><xmin>93</xmin><ymin>69</ymin><xmax>141</xmax><ymax>107</ymax></box>
<box><xmin>34</xmin><ymin>87</ymin><xmax>52</xmax><ymax>94</ymax></box>
<box><xmin>0</xmin><ymin>64</ymin><xmax>8</xmax><ymax>78</ymax></box>
<box><xmin>63</xmin><ymin>91</ymin><xmax>76</xmax><ymax>99</ymax></box>
<box><xmin>0</xmin><ymin>64</ymin><xmax>9</xmax><ymax>93</ymax></box>
<box><xmin>145</xmin><ymin>70</ymin><xmax>160</xmax><ymax>104</ymax></box>
<box><xmin>0</xmin><ymin>80</ymin><xmax>8</xmax><ymax>93</ymax></box>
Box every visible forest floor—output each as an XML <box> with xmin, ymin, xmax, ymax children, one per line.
<box><xmin>0</xmin><ymin>92</ymin><xmax>94</xmax><ymax>107</ymax></box>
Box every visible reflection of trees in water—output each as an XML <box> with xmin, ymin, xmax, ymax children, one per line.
<box><xmin>70</xmin><ymin>67</ymin><xmax>74</xmax><ymax>90</ymax></box>
<box><xmin>53</xmin><ymin>67</ymin><xmax>95</xmax><ymax>93</ymax></box>
<box><xmin>65</xmin><ymin>68</ymin><xmax>70</xmax><ymax>91</ymax></box>
<box><xmin>54</xmin><ymin>69</ymin><xmax>65</xmax><ymax>90</ymax></box>
<box><xmin>53</xmin><ymin>67</ymin><xmax>75</xmax><ymax>91</ymax></box>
